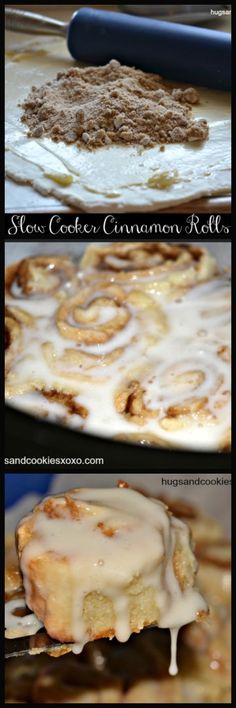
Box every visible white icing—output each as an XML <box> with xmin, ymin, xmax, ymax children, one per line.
<box><xmin>71</xmin><ymin>642</ymin><xmax>85</xmax><ymax>655</ymax></box>
<box><xmin>5</xmin><ymin>264</ymin><xmax>231</xmax><ymax>450</ymax></box>
<box><xmin>169</xmin><ymin>628</ymin><xmax>179</xmax><ymax>676</ymax></box>
<box><xmin>5</xmin><ymin>598</ymin><xmax>43</xmax><ymax>638</ymax></box>
<box><xmin>16</xmin><ymin>487</ymin><xmax>208</xmax><ymax>674</ymax></box>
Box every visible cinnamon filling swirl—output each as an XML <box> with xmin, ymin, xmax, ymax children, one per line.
<box><xmin>5</xmin><ymin>256</ymin><xmax>77</xmax><ymax>297</ymax></box>
<box><xmin>5</xmin><ymin>244</ymin><xmax>231</xmax><ymax>450</ymax></box>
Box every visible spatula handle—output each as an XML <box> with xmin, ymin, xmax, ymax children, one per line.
<box><xmin>5</xmin><ymin>8</ymin><xmax>67</xmax><ymax>37</ymax></box>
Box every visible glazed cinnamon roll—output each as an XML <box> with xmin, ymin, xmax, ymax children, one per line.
<box><xmin>5</xmin><ymin>256</ymin><xmax>77</xmax><ymax>298</ymax></box>
<box><xmin>5</xmin><ymin>494</ymin><xmax>231</xmax><ymax>704</ymax></box>
<box><xmin>80</xmin><ymin>242</ymin><xmax>217</xmax><ymax>293</ymax></box>
<box><xmin>5</xmin><ymin>534</ymin><xmax>23</xmax><ymax>597</ymax></box>
<box><xmin>5</xmin><ymin>305</ymin><xmax>34</xmax><ymax>376</ymax></box>
<box><xmin>14</xmin><ymin>486</ymin><xmax>207</xmax><ymax>677</ymax></box>
<box><xmin>115</xmin><ymin>355</ymin><xmax>231</xmax><ymax>451</ymax></box>
<box><xmin>5</xmin><ymin>244</ymin><xmax>231</xmax><ymax>451</ymax></box>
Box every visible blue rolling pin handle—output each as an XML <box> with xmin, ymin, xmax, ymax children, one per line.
<box><xmin>67</xmin><ymin>8</ymin><xmax>230</xmax><ymax>91</ymax></box>
<box><xmin>5</xmin><ymin>473</ymin><xmax>54</xmax><ymax>507</ymax></box>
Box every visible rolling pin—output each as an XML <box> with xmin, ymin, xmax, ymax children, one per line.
<box><xmin>5</xmin><ymin>7</ymin><xmax>231</xmax><ymax>90</ymax></box>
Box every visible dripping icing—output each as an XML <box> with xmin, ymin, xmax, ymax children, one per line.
<box><xmin>13</xmin><ymin>488</ymin><xmax>208</xmax><ymax>674</ymax></box>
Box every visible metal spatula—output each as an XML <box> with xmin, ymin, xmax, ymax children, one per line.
<box><xmin>5</xmin><ymin>591</ymin><xmax>76</xmax><ymax>658</ymax></box>
<box><xmin>5</xmin><ymin>630</ymin><xmax>75</xmax><ymax>659</ymax></box>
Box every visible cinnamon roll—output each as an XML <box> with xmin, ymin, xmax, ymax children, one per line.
<box><xmin>13</xmin><ymin>486</ymin><xmax>207</xmax><ymax>677</ymax></box>
<box><xmin>5</xmin><ymin>492</ymin><xmax>231</xmax><ymax>704</ymax></box>
<box><xmin>80</xmin><ymin>242</ymin><xmax>217</xmax><ymax>292</ymax></box>
<box><xmin>5</xmin><ymin>534</ymin><xmax>23</xmax><ymax>597</ymax></box>
<box><xmin>5</xmin><ymin>244</ymin><xmax>231</xmax><ymax>451</ymax></box>
<box><xmin>5</xmin><ymin>305</ymin><xmax>34</xmax><ymax>377</ymax></box>
<box><xmin>5</xmin><ymin>256</ymin><xmax>77</xmax><ymax>298</ymax></box>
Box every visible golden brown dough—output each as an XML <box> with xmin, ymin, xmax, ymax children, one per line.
<box><xmin>15</xmin><ymin>487</ymin><xmax>206</xmax><ymax>646</ymax></box>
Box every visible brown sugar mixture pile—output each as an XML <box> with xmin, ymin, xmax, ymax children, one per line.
<box><xmin>21</xmin><ymin>59</ymin><xmax>208</xmax><ymax>150</ymax></box>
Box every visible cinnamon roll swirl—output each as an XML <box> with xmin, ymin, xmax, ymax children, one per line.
<box><xmin>5</xmin><ymin>305</ymin><xmax>34</xmax><ymax>377</ymax></box>
<box><xmin>80</xmin><ymin>242</ymin><xmax>218</xmax><ymax>294</ymax></box>
<box><xmin>5</xmin><ymin>244</ymin><xmax>231</xmax><ymax>451</ymax></box>
<box><xmin>5</xmin><ymin>256</ymin><xmax>77</xmax><ymax>298</ymax></box>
